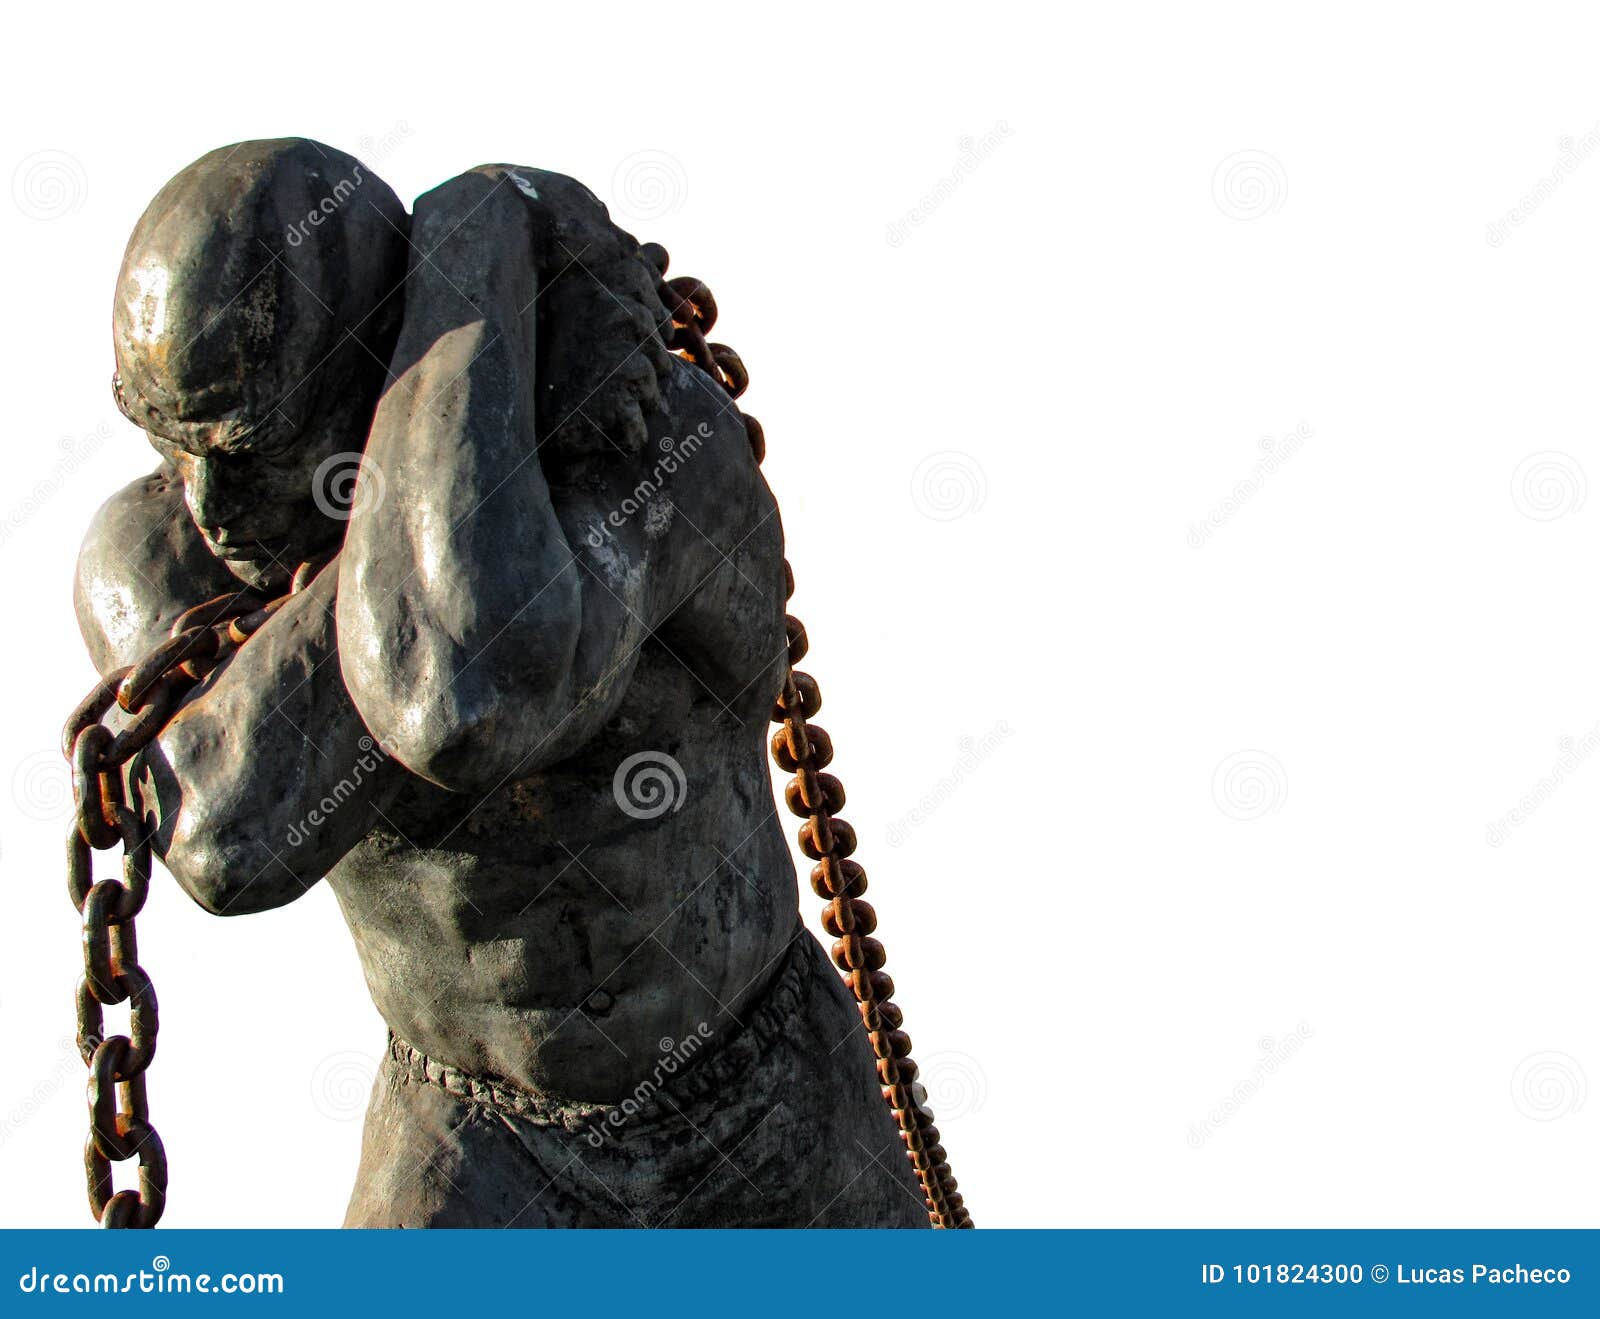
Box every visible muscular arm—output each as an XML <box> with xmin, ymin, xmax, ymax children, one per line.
<box><xmin>74</xmin><ymin>465</ymin><xmax>238</xmax><ymax>672</ymax></box>
<box><xmin>76</xmin><ymin>470</ymin><xmax>402</xmax><ymax>915</ymax></box>
<box><xmin>337</xmin><ymin>168</ymin><xmax>786</xmax><ymax>795</ymax></box>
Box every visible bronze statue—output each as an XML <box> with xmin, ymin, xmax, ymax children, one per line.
<box><xmin>71</xmin><ymin>139</ymin><xmax>961</xmax><ymax>1227</ymax></box>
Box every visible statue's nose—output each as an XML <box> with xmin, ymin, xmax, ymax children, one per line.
<box><xmin>185</xmin><ymin>456</ymin><xmax>250</xmax><ymax>541</ymax></box>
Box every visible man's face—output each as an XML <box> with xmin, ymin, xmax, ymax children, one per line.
<box><xmin>140</xmin><ymin>393</ymin><xmax>365</xmax><ymax>593</ymax></box>
<box><xmin>110</xmin><ymin>140</ymin><xmax>412</xmax><ymax>595</ymax></box>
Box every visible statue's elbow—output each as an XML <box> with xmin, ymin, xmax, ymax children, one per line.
<box><xmin>162</xmin><ymin>817</ymin><xmax>315</xmax><ymax>916</ymax></box>
<box><xmin>337</xmin><ymin>569</ymin><xmax>585</xmax><ymax>793</ymax></box>
<box><xmin>365</xmin><ymin>699</ymin><xmax>534</xmax><ymax>795</ymax></box>
<box><xmin>346</xmin><ymin>647</ymin><xmax>575</xmax><ymax>794</ymax></box>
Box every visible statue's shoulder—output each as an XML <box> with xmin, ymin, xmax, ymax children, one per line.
<box><xmin>426</xmin><ymin>164</ymin><xmax>610</xmax><ymax>222</ymax></box>
<box><xmin>73</xmin><ymin>465</ymin><xmax>234</xmax><ymax>673</ymax></box>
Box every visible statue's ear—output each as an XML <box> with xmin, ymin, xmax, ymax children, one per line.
<box><xmin>111</xmin><ymin>370</ymin><xmax>164</xmax><ymax>438</ymax></box>
<box><xmin>111</xmin><ymin>371</ymin><xmax>134</xmax><ymax>422</ymax></box>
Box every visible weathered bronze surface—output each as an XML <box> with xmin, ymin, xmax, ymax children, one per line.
<box><xmin>69</xmin><ymin>139</ymin><xmax>962</xmax><ymax>1228</ymax></box>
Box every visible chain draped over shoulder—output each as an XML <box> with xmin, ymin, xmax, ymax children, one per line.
<box><xmin>62</xmin><ymin>231</ymin><xmax>970</xmax><ymax>1231</ymax></box>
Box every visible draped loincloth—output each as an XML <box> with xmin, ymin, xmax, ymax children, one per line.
<box><xmin>344</xmin><ymin>928</ymin><xmax>930</xmax><ymax>1228</ymax></box>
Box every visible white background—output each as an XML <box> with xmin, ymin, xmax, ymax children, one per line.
<box><xmin>1</xmin><ymin>2</ymin><xmax>1595</xmax><ymax>1229</ymax></box>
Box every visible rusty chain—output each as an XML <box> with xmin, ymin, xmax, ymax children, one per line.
<box><xmin>62</xmin><ymin>555</ymin><xmax>332</xmax><ymax>1227</ymax></box>
<box><xmin>645</xmin><ymin>242</ymin><xmax>972</xmax><ymax>1230</ymax></box>
<box><xmin>60</xmin><ymin>244</ymin><xmax>967</xmax><ymax>1230</ymax></box>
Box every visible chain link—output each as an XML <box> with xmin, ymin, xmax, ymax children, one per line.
<box><xmin>62</xmin><ymin>557</ymin><xmax>332</xmax><ymax>1226</ymax></box>
<box><xmin>64</xmin><ymin>241</ymin><xmax>969</xmax><ymax>1229</ymax></box>
<box><xmin>645</xmin><ymin>243</ymin><xmax>972</xmax><ymax>1229</ymax></box>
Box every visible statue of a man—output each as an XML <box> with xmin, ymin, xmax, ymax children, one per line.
<box><xmin>78</xmin><ymin>139</ymin><xmax>927</xmax><ymax>1227</ymax></box>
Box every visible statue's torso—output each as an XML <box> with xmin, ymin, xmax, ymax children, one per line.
<box><xmin>79</xmin><ymin>468</ymin><xmax>801</xmax><ymax>1106</ymax></box>
<box><xmin>326</xmin><ymin>648</ymin><xmax>799</xmax><ymax>1103</ymax></box>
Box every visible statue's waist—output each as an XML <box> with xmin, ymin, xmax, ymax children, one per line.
<box><xmin>383</xmin><ymin>925</ymin><xmax>824</xmax><ymax>1133</ymax></box>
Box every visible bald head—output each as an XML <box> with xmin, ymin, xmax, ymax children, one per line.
<box><xmin>113</xmin><ymin>138</ymin><xmax>408</xmax><ymax>448</ymax></box>
<box><xmin>111</xmin><ymin>139</ymin><xmax>410</xmax><ymax>590</ymax></box>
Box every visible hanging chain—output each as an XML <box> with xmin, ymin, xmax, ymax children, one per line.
<box><xmin>63</xmin><ymin>557</ymin><xmax>330</xmax><ymax>1227</ymax></box>
<box><xmin>645</xmin><ymin>243</ymin><xmax>972</xmax><ymax>1229</ymax></box>
<box><xmin>61</xmin><ymin>244</ymin><xmax>969</xmax><ymax>1230</ymax></box>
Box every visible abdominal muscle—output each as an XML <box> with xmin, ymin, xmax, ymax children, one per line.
<box><xmin>323</xmin><ymin>738</ymin><xmax>799</xmax><ymax>1104</ymax></box>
